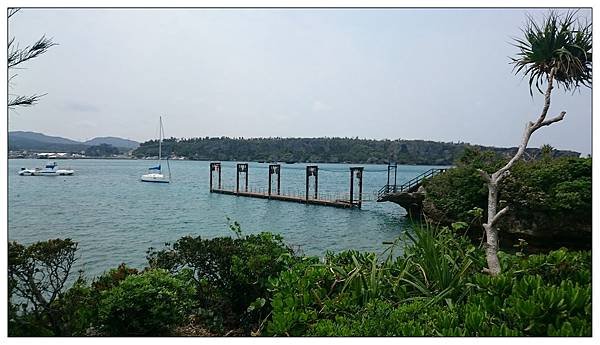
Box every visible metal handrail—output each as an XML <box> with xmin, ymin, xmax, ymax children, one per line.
<box><xmin>377</xmin><ymin>168</ymin><xmax>447</xmax><ymax>199</ymax></box>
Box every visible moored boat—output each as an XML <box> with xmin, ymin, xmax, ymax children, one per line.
<box><xmin>18</xmin><ymin>162</ymin><xmax>74</xmax><ymax>176</ymax></box>
<box><xmin>141</xmin><ymin>116</ymin><xmax>171</xmax><ymax>183</ymax></box>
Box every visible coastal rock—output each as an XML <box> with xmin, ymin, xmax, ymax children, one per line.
<box><xmin>379</xmin><ymin>189</ymin><xmax>426</xmax><ymax>219</ymax></box>
<box><xmin>497</xmin><ymin>213</ymin><xmax>592</xmax><ymax>251</ymax></box>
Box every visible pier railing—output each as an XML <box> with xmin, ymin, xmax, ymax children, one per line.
<box><xmin>377</xmin><ymin>168</ymin><xmax>447</xmax><ymax>200</ymax></box>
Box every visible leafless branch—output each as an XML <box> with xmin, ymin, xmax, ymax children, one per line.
<box><xmin>490</xmin><ymin>206</ymin><xmax>509</xmax><ymax>227</ymax></box>
<box><xmin>539</xmin><ymin>111</ymin><xmax>566</xmax><ymax>128</ymax></box>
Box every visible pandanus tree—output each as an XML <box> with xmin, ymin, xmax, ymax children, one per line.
<box><xmin>479</xmin><ymin>11</ymin><xmax>592</xmax><ymax>275</ymax></box>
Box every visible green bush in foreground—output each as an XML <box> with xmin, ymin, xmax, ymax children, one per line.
<box><xmin>146</xmin><ymin>226</ymin><xmax>296</xmax><ymax>332</ymax></box>
<box><xmin>265</xmin><ymin>222</ymin><xmax>591</xmax><ymax>337</ymax></box>
<box><xmin>98</xmin><ymin>269</ymin><xmax>195</xmax><ymax>336</ymax></box>
<box><xmin>8</xmin><ymin>228</ymin><xmax>592</xmax><ymax>337</ymax></box>
<box><xmin>265</xmin><ymin>225</ymin><xmax>483</xmax><ymax>336</ymax></box>
<box><xmin>307</xmin><ymin>249</ymin><xmax>591</xmax><ymax>336</ymax></box>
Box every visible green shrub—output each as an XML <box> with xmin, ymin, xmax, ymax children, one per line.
<box><xmin>309</xmin><ymin>248</ymin><xmax>592</xmax><ymax>337</ymax></box>
<box><xmin>501</xmin><ymin>157</ymin><xmax>592</xmax><ymax>223</ymax></box>
<box><xmin>266</xmin><ymin>220</ymin><xmax>591</xmax><ymax>337</ymax></box>
<box><xmin>49</xmin><ymin>276</ymin><xmax>96</xmax><ymax>336</ymax></box>
<box><xmin>424</xmin><ymin>148</ymin><xmax>504</xmax><ymax>222</ymax></box>
<box><xmin>265</xmin><ymin>257</ymin><xmax>330</xmax><ymax>336</ymax></box>
<box><xmin>467</xmin><ymin>275</ymin><xmax>591</xmax><ymax>335</ymax></box>
<box><xmin>265</xmin><ymin>223</ymin><xmax>484</xmax><ymax>336</ymax></box>
<box><xmin>92</xmin><ymin>263</ymin><xmax>139</xmax><ymax>292</ymax></box>
<box><xmin>146</xmin><ymin>229</ymin><xmax>296</xmax><ymax>332</ymax></box>
<box><xmin>401</xmin><ymin>223</ymin><xmax>484</xmax><ymax>304</ymax></box>
<box><xmin>98</xmin><ymin>269</ymin><xmax>195</xmax><ymax>336</ymax></box>
<box><xmin>500</xmin><ymin>248</ymin><xmax>591</xmax><ymax>286</ymax></box>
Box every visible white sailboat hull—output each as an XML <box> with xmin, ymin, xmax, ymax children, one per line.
<box><xmin>18</xmin><ymin>165</ymin><xmax>74</xmax><ymax>176</ymax></box>
<box><xmin>141</xmin><ymin>173</ymin><xmax>170</xmax><ymax>183</ymax></box>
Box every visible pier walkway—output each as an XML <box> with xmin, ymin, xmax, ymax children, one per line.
<box><xmin>211</xmin><ymin>187</ymin><xmax>358</xmax><ymax>208</ymax></box>
<box><xmin>209</xmin><ymin>162</ymin><xmax>447</xmax><ymax>210</ymax></box>
<box><xmin>209</xmin><ymin>163</ymin><xmax>366</xmax><ymax>208</ymax></box>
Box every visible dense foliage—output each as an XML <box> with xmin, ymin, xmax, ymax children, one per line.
<box><xmin>8</xmin><ymin>239</ymin><xmax>78</xmax><ymax>336</ymax></box>
<box><xmin>132</xmin><ymin>137</ymin><xmax>578</xmax><ymax>165</ymax></box>
<box><xmin>264</xmin><ymin>224</ymin><xmax>591</xmax><ymax>336</ymax></box>
<box><xmin>98</xmin><ymin>269</ymin><xmax>196</xmax><ymax>335</ymax></box>
<box><xmin>423</xmin><ymin>149</ymin><xmax>592</xmax><ymax>248</ymax></box>
<box><xmin>264</xmin><ymin>224</ymin><xmax>481</xmax><ymax>336</ymax></box>
<box><xmin>145</xmin><ymin>224</ymin><xmax>296</xmax><ymax>333</ymax></box>
<box><xmin>8</xmin><ymin>224</ymin><xmax>592</xmax><ymax>337</ymax></box>
<box><xmin>306</xmin><ymin>247</ymin><xmax>591</xmax><ymax>336</ymax></box>
<box><xmin>84</xmin><ymin>143</ymin><xmax>120</xmax><ymax>157</ymax></box>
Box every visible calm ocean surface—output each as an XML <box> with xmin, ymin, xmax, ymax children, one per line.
<box><xmin>8</xmin><ymin>159</ymin><xmax>444</xmax><ymax>277</ymax></box>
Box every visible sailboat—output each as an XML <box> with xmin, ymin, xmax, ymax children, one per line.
<box><xmin>141</xmin><ymin>116</ymin><xmax>171</xmax><ymax>183</ymax></box>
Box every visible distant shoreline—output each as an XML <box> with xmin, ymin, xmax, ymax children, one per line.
<box><xmin>7</xmin><ymin>157</ymin><xmax>452</xmax><ymax>166</ymax></box>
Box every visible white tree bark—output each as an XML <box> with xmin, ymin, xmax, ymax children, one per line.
<box><xmin>479</xmin><ymin>67</ymin><xmax>565</xmax><ymax>275</ymax></box>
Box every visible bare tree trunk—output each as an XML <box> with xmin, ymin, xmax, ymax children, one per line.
<box><xmin>479</xmin><ymin>67</ymin><xmax>566</xmax><ymax>275</ymax></box>
<box><xmin>483</xmin><ymin>183</ymin><xmax>501</xmax><ymax>274</ymax></box>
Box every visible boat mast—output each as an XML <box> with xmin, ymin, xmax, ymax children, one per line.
<box><xmin>158</xmin><ymin>116</ymin><xmax>162</xmax><ymax>164</ymax></box>
<box><xmin>161</xmin><ymin>115</ymin><xmax>171</xmax><ymax>180</ymax></box>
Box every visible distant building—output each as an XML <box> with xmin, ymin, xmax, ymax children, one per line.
<box><xmin>36</xmin><ymin>152</ymin><xmax>69</xmax><ymax>159</ymax></box>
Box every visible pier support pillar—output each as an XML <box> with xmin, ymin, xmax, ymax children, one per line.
<box><xmin>210</xmin><ymin>162</ymin><xmax>221</xmax><ymax>191</ymax></box>
<box><xmin>236</xmin><ymin>163</ymin><xmax>248</xmax><ymax>194</ymax></box>
<box><xmin>268</xmin><ymin>164</ymin><xmax>281</xmax><ymax>197</ymax></box>
<box><xmin>306</xmin><ymin>165</ymin><xmax>318</xmax><ymax>202</ymax></box>
<box><xmin>350</xmin><ymin>167</ymin><xmax>364</xmax><ymax>208</ymax></box>
<box><xmin>387</xmin><ymin>162</ymin><xmax>398</xmax><ymax>193</ymax></box>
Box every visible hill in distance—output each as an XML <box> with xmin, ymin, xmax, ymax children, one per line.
<box><xmin>84</xmin><ymin>136</ymin><xmax>139</xmax><ymax>149</ymax></box>
<box><xmin>9</xmin><ymin>131</ymin><xmax>139</xmax><ymax>152</ymax></box>
<box><xmin>133</xmin><ymin>136</ymin><xmax>581</xmax><ymax>165</ymax></box>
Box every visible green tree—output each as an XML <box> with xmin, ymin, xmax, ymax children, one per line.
<box><xmin>479</xmin><ymin>11</ymin><xmax>591</xmax><ymax>275</ymax></box>
<box><xmin>9</xmin><ymin>239</ymin><xmax>78</xmax><ymax>335</ymax></box>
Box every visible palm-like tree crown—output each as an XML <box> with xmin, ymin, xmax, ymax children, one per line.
<box><xmin>512</xmin><ymin>11</ymin><xmax>592</xmax><ymax>95</ymax></box>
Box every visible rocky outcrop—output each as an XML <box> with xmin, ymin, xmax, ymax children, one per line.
<box><xmin>496</xmin><ymin>213</ymin><xmax>591</xmax><ymax>251</ymax></box>
<box><xmin>379</xmin><ymin>186</ymin><xmax>427</xmax><ymax>219</ymax></box>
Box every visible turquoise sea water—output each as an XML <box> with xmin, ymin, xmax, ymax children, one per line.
<box><xmin>8</xmin><ymin>159</ymin><xmax>444</xmax><ymax>277</ymax></box>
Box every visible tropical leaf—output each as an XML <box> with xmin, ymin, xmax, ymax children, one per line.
<box><xmin>511</xmin><ymin>11</ymin><xmax>592</xmax><ymax>95</ymax></box>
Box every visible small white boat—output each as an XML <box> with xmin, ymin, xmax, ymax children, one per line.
<box><xmin>141</xmin><ymin>171</ymin><xmax>169</xmax><ymax>183</ymax></box>
<box><xmin>18</xmin><ymin>168</ymin><xmax>37</xmax><ymax>176</ymax></box>
<box><xmin>18</xmin><ymin>162</ymin><xmax>74</xmax><ymax>176</ymax></box>
<box><xmin>141</xmin><ymin>116</ymin><xmax>171</xmax><ymax>183</ymax></box>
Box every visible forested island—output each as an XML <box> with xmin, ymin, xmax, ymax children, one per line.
<box><xmin>133</xmin><ymin>137</ymin><xmax>580</xmax><ymax>165</ymax></box>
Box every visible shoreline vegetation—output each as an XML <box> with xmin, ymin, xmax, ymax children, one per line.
<box><xmin>8</xmin><ymin>222</ymin><xmax>592</xmax><ymax>336</ymax></box>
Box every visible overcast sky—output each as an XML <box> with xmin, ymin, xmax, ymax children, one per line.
<box><xmin>7</xmin><ymin>8</ymin><xmax>592</xmax><ymax>154</ymax></box>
